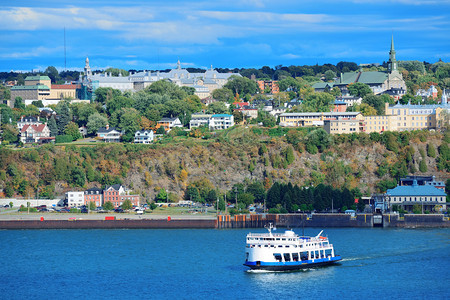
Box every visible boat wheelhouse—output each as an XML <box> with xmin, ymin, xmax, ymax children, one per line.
<box><xmin>244</xmin><ymin>224</ymin><xmax>342</xmax><ymax>271</ymax></box>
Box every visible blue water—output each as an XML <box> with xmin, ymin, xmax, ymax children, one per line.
<box><xmin>0</xmin><ymin>228</ymin><xmax>448</xmax><ymax>299</ymax></box>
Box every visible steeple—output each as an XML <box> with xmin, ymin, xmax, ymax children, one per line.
<box><xmin>84</xmin><ymin>56</ymin><xmax>91</xmax><ymax>77</ymax></box>
<box><xmin>177</xmin><ymin>59</ymin><xmax>181</xmax><ymax>70</ymax></box>
<box><xmin>387</xmin><ymin>35</ymin><xmax>397</xmax><ymax>73</ymax></box>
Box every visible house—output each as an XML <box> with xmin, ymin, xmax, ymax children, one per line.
<box><xmin>190</xmin><ymin>114</ymin><xmax>212</xmax><ymax>129</ymax></box>
<box><xmin>134</xmin><ymin>129</ymin><xmax>154</xmax><ymax>144</ymax></box>
<box><xmin>333</xmin><ymin>100</ymin><xmax>347</xmax><ymax>112</ymax></box>
<box><xmin>66</xmin><ymin>191</ymin><xmax>85</xmax><ymax>208</ymax></box>
<box><xmin>20</xmin><ymin>124</ymin><xmax>53</xmax><ymax>144</ymax></box>
<box><xmin>324</xmin><ymin>116</ymin><xmax>366</xmax><ymax>134</ymax></box>
<box><xmin>416</xmin><ymin>85</ymin><xmax>438</xmax><ymax>100</ymax></box>
<box><xmin>155</xmin><ymin>117</ymin><xmax>182</xmax><ymax>131</ymax></box>
<box><xmin>386</xmin><ymin>180</ymin><xmax>447</xmax><ymax>212</ymax></box>
<box><xmin>84</xmin><ymin>187</ymin><xmax>104</xmax><ymax>207</ymax></box>
<box><xmin>103</xmin><ymin>184</ymin><xmax>140</xmax><ymax>208</ymax></box>
<box><xmin>234</xmin><ymin>106</ymin><xmax>258</xmax><ymax>119</ymax></box>
<box><xmin>335</xmin><ymin>96</ymin><xmax>362</xmax><ymax>107</ymax></box>
<box><xmin>97</xmin><ymin>125</ymin><xmax>123</xmax><ymax>142</ymax></box>
<box><xmin>17</xmin><ymin>116</ymin><xmax>41</xmax><ymax>130</ymax></box>
<box><xmin>210</xmin><ymin>114</ymin><xmax>234</xmax><ymax>130</ymax></box>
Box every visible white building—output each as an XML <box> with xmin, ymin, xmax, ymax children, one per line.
<box><xmin>134</xmin><ymin>129</ymin><xmax>154</xmax><ymax>144</ymax></box>
<box><xmin>210</xmin><ymin>114</ymin><xmax>234</xmax><ymax>130</ymax></box>
<box><xmin>66</xmin><ymin>191</ymin><xmax>85</xmax><ymax>208</ymax></box>
<box><xmin>84</xmin><ymin>58</ymin><xmax>240</xmax><ymax>99</ymax></box>
<box><xmin>189</xmin><ymin>114</ymin><xmax>212</xmax><ymax>129</ymax></box>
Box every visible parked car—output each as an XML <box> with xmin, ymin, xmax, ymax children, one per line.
<box><xmin>39</xmin><ymin>208</ymin><xmax>49</xmax><ymax>212</ymax></box>
<box><xmin>80</xmin><ymin>208</ymin><xmax>88</xmax><ymax>213</ymax></box>
<box><xmin>114</xmin><ymin>208</ymin><xmax>124</xmax><ymax>213</ymax></box>
<box><xmin>3</xmin><ymin>204</ymin><xmax>10</xmax><ymax>208</ymax></box>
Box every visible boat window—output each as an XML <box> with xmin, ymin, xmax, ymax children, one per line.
<box><xmin>283</xmin><ymin>253</ymin><xmax>291</xmax><ymax>262</ymax></box>
<box><xmin>292</xmin><ymin>253</ymin><xmax>299</xmax><ymax>261</ymax></box>
<box><xmin>276</xmin><ymin>238</ymin><xmax>280</xmax><ymax>241</ymax></box>
<box><xmin>325</xmin><ymin>249</ymin><xmax>332</xmax><ymax>257</ymax></box>
<box><xmin>300</xmin><ymin>252</ymin><xmax>308</xmax><ymax>261</ymax></box>
<box><xmin>273</xmin><ymin>253</ymin><xmax>282</xmax><ymax>262</ymax></box>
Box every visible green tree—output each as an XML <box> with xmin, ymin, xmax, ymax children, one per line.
<box><xmin>48</xmin><ymin>115</ymin><xmax>58</xmax><ymax>137</ymax></box>
<box><xmin>156</xmin><ymin>188</ymin><xmax>168</xmax><ymax>202</ymax></box>
<box><xmin>224</xmin><ymin>75</ymin><xmax>258</xmax><ymax>96</ymax></box>
<box><xmin>122</xmin><ymin>199</ymin><xmax>133</xmax><ymax>210</ymax></box>
<box><xmin>89</xmin><ymin>201</ymin><xmax>96</xmax><ymax>210</ymax></box>
<box><xmin>211</xmin><ymin>88</ymin><xmax>234</xmax><ymax>102</ymax></box>
<box><xmin>57</xmin><ymin>102</ymin><xmax>72</xmax><ymax>135</ymax></box>
<box><xmin>103</xmin><ymin>201</ymin><xmax>114</xmax><ymax>210</ymax></box>
<box><xmin>106</xmin><ymin>95</ymin><xmax>134</xmax><ymax>115</ymax></box>
<box><xmin>87</xmin><ymin>112</ymin><xmax>108</xmax><ymax>135</ymax></box>
<box><xmin>94</xmin><ymin>87</ymin><xmax>121</xmax><ymax>104</ymax></box>
<box><xmin>113</xmin><ymin>108</ymin><xmax>140</xmax><ymax>142</ymax></box>
<box><xmin>232</xmin><ymin>110</ymin><xmax>244</xmax><ymax>123</ymax></box>
<box><xmin>1</xmin><ymin>124</ymin><xmax>19</xmax><ymax>143</ymax></box>
<box><xmin>14</xmin><ymin>97</ymin><xmax>25</xmax><ymax>110</ymax></box>
<box><xmin>45</xmin><ymin>66</ymin><xmax>59</xmax><ymax>82</ymax></box>
<box><xmin>324</xmin><ymin>70</ymin><xmax>336</xmax><ymax>81</ymax></box>
<box><xmin>285</xmin><ymin>146</ymin><xmax>295</xmax><ymax>165</ymax></box>
<box><xmin>206</xmin><ymin>102</ymin><xmax>228</xmax><ymax>114</ymax></box>
<box><xmin>419</xmin><ymin>159</ymin><xmax>428</xmax><ymax>173</ymax></box>
<box><xmin>64</xmin><ymin>122</ymin><xmax>81</xmax><ymax>141</ymax></box>
<box><xmin>427</xmin><ymin>143</ymin><xmax>436</xmax><ymax>158</ymax></box>
<box><xmin>363</xmin><ymin>95</ymin><xmax>385</xmax><ymax>115</ymax></box>
<box><xmin>348</xmin><ymin>82</ymin><xmax>373</xmax><ymax>98</ymax></box>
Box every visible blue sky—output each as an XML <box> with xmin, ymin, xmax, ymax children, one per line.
<box><xmin>0</xmin><ymin>0</ymin><xmax>449</xmax><ymax>72</ymax></box>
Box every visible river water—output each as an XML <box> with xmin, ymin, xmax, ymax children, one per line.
<box><xmin>0</xmin><ymin>227</ymin><xmax>448</xmax><ymax>299</ymax></box>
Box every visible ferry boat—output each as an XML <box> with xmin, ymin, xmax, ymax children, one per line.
<box><xmin>244</xmin><ymin>224</ymin><xmax>342</xmax><ymax>271</ymax></box>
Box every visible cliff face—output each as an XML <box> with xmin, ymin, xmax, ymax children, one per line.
<box><xmin>0</xmin><ymin>127</ymin><xmax>448</xmax><ymax>201</ymax></box>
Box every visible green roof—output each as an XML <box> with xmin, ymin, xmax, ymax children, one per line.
<box><xmin>312</xmin><ymin>82</ymin><xmax>334</xmax><ymax>89</ymax></box>
<box><xmin>25</xmin><ymin>75</ymin><xmax>51</xmax><ymax>81</ymax></box>
<box><xmin>358</xmin><ymin>72</ymin><xmax>388</xmax><ymax>84</ymax></box>
<box><xmin>334</xmin><ymin>71</ymin><xmax>387</xmax><ymax>85</ymax></box>
<box><xmin>11</xmin><ymin>85</ymin><xmax>50</xmax><ymax>90</ymax></box>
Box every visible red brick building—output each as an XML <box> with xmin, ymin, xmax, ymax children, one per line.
<box><xmin>103</xmin><ymin>184</ymin><xmax>140</xmax><ymax>208</ymax></box>
<box><xmin>257</xmin><ymin>80</ymin><xmax>279</xmax><ymax>94</ymax></box>
<box><xmin>84</xmin><ymin>187</ymin><xmax>103</xmax><ymax>207</ymax></box>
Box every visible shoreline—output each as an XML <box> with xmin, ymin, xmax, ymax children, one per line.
<box><xmin>0</xmin><ymin>212</ymin><xmax>448</xmax><ymax>229</ymax></box>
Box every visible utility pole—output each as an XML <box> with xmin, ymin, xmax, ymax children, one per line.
<box><xmin>234</xmin><ymin>186</ymin><xmax>238</xmax><ymax>212</ymax></box>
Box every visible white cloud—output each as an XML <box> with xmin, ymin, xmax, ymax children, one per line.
<box><xmin>0</xmin><ymin>46</ymin><xmax>61</xmax><ymax>59</ymax></box>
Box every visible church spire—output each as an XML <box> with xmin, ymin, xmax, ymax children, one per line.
<box><xmin>387</xmin><ymin>35</ymin><xmax>397</xmax><ymax>73</ymax></box>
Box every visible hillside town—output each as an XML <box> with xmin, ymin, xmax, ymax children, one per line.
<box><xmin>0</xmin><ymin>37</ymin><xmax>449</xmax><ymax>216</ymax></box>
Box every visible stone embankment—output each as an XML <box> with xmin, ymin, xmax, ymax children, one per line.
<box><xmin>0</xmin><ymin>213</ymin><xmax>448</xmax><ymax>229</ymax></box>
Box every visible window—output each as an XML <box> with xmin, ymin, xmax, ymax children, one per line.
<box><xmin>283</xmin><ymin>253</ymin><xmax>291</xmax><ymax>262</ymax></box>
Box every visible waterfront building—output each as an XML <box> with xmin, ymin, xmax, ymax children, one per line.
<box><xmin>103</xmin><ymin>184</ymin><xmax>140</xmax><ymax>208</ymax></box>
<box><xmin>84</xmin><ymin>187</ymin><xmax>103</xmax><ymax>207</ymax></box>
<box><xmin>134</xmin><ymin>129</ymin><xmax>154</xmax><ymax>144</ymax></box>
<box><xmin>386</xmin><ymin>180</ymin><xmax>447</xmax><ymax>212</ymax></box>
<box><xmin>97</xmin><ymin>125</ymin><xmax>123</xmax><ymax>142</ymax></box>
<box><xmin>66</xmin><ymin>191</ymin><xmax>85</xmax><ymax>208</ymax></box>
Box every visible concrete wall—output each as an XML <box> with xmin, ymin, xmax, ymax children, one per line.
<box><xmin>0</xmin><ymin>199</ymin><xmax>63</xmax><ymax>208</ymax></box>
